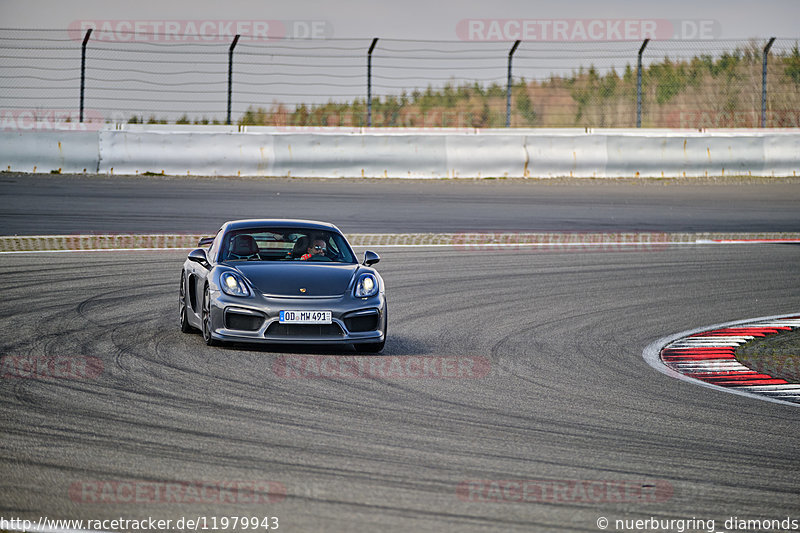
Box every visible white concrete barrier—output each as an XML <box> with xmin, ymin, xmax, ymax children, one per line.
<box><xmin>98</xmin><ymin>130</ymin><xmax>276</xmax><ymax>176</ymax></box>
<box><xmin>445</xmin><ymin>135</ymin><xmax>528</xmax><ymax>178</ymax></box>
<box><xmin>524</xmin><ymin>133</ymin><xmax>608</xmax><ymax>178</ymax></box>
<box><xmin>269</xmin><ymin>134</ymin><xmax>449</xmax><ymax>178</ymax></box>
<box><xmin>0</xmin><ymin>131</ymin><xmax>100</xmax><ymax>174</ymax></box>
<box><xmin>2</xmin><ymin>125</ymin><xmax>799</xmax><ymax>178</ymax></box>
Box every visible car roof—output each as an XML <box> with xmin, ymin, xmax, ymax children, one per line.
<box><xmin>221</xmin><ymin>219</ymin><xmax>342</xmax><ymax>233</ymax></box>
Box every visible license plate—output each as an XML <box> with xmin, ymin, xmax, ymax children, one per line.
<box><xmin>279</xmin><ymin>310</ymin><xmax>332</xmax><ymax>324</ymax></box>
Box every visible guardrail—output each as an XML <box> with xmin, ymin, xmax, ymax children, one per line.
<box><xmin>2</xmin><ymin>125</ymin><xmax>799</xmax><ymax>178</ymax></box>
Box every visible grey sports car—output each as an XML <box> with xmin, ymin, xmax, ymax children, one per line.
<box><xmin>179</xmin><ymin>219</ymin><xmax>386</xmax><ymax>352</ymax></box>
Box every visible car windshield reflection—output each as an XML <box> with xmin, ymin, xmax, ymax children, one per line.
<box><xmin>220</xmin><ymin>228</ymin><xmax>357</xmax><ymax>264</ymax></box>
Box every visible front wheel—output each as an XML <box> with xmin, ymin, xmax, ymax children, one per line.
<box><xmin>179</xmin><ymin>273</ymin><xmax>196</xmax><ymax>333</ymax></box>
<box><xmin>202</xmin><ymin>286</ymin><xmax>220</xmax><ymax>346</ymax></box>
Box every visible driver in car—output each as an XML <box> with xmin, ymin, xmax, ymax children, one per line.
<box><xmin>301</xmin><ymin>238</ymin><xmax>327</xmax><ymax>260</ymax></box>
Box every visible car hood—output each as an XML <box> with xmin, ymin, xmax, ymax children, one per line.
<box><xmin>230</xmin><ymin>262</ymin><xmax>359</xmax><ymax>297</ymax></box>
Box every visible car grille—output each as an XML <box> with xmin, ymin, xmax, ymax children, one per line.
<box><xmin>344</xmin><ymin>313</ymin><xmax>380</xmax><ymax>332</ymax></box>
<box><xmin>266</xmin><ymin>322</ymin><xmax>345</xmax><ymax>337</ymax></box>
<box><xmin>225</xmin><ymin>311</ymin><xmax>265</xmax><ymax>331</ymax></box>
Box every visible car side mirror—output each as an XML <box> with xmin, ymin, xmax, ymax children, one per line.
<box><xmin>188</xmin><ymin>248</ymin><xmax>209</xmax><ymax>267</ymax></box>
<box><xmin>363</xmin><ymin>250</ymin><xmax>380</xmax><ymax>266</ymax></box>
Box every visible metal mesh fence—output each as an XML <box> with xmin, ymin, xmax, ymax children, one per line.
<box><xmin>1</xmin><ymin>28</ymin><xmax>798</xmax><ymax>128</ymax></box>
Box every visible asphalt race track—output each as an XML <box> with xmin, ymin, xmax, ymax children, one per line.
<box><xmin>0</xmin><ymin>176</ymin><xmax>799</xmax><ymax>532</ymax></box>
<box><xmin>2</xmin><ymin>173</ymin><xmax>800</xmax><ymax>234</ymax></box>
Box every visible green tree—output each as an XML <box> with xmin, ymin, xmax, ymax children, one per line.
<box><xmin>515</xmin><ymin>83</ymin><xmax>536</xmax><ymax>126</ymax></box>
<box><xmin>785</xmin><ymin>44</ymin><xmax>800</xmax><ymax>84</ymax></box>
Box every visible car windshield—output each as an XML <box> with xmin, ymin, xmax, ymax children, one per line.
<box><xmin>220</xmin><ymin>228</ymin><xmax>357</xmax><ymax>264</ymax></box>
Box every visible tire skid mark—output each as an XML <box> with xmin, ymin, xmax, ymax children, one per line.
<box><xmin>3</xmin><ymin>249</ymin><xmax>800</xmax><ymax>528</ymax></box>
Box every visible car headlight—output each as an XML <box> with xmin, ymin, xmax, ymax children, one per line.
<box><xmin>220</xmin><ymin>272</ymin><xmax>250</xmax><ymax>297</ymax></box>
<box><xmin>355</xmin><ymin>273</ymin><xmax>378</xmax><ymax>298</ymax></box>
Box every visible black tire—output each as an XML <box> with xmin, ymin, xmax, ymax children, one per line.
<box><xmin>179</xmin><ymin>273</ymin><xmax>196</xmax><ymax>333</ymax></box>
<box><xmin>202</xmin><ymin>286</ymin><xmax>220</xmax><ymax>346</ymax></box>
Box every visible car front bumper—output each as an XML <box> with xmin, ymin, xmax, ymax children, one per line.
<box><xmin>207</xmin><ymin>290</ymin><xmax>386</xmax><ymax>345</ymax></box>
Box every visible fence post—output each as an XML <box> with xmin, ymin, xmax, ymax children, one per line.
<box><xmin>761</xmin><ymin>37</ymin><xmax>776</xmax><ymax>128</ymax></box>
<box><xmin>79</xmin><ymin>29</ymin><xmax>92</xmax><ymax>123</ymax></box>
<box><xmin>227</xmin><ymin>34</ymin><xmax>240</xmax><ymax>126</ymax></box>
<box><xmin>506</xmin><ymin>40</ymin><xmax>521</xmax><ymax>128</ymax></box>
<box><xmin>367</xmin><ymin>38</ymin><xmax>378</xmax><ymax>127</ymax></box>
<box><xmin>636</xmin><ymin>38</ymin><xmax>649</xmax><ymax>128</ymax></box>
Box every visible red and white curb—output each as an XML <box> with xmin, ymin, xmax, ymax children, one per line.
<box><xmin>643</xmin><ymin>313</ymin><xmax>800</xmax><ymax>407</ymax></box>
